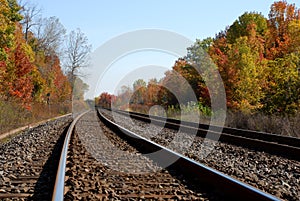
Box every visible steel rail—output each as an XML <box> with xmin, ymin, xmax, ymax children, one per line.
<box><xmin>96</xmin><ymin>109</ymin><xmax>280</xmax><ymax>201</ymax></box>
<box><xmin>52</xmin><ymin>110</ymin><xmax>89</xmax><ymax>201</ymax></box>
<box><xmin>119</xmin><ymin>109</ymin><xmax>300</xmax><ymax>147</ymax></box>
<box><xmin>113</xmin><ymin>109</ymin><xmax>300</xmax><ymax>161</ymax></box>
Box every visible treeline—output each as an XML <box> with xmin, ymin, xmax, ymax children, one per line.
<box><xmin>0</xmin><ymin>0</ymin><xmax>90</xmax><ymax>133</ymax></box>
<box><xmin>1</xmin><ymin>0</ymin><xmax>69</xmax><ymax>109</ymax></box>
<box><xmin>0</xmin><ymin>0</ymin><xmax>90</xmax><ymax>110</ymax></box>
<box><xmin>97</xmin><ymin>0</ymin><xmax>300</xmax><ymax>116</ymax></box>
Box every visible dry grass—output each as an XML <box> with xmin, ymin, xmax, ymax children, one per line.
<box><xmin>124</xmin><ymin>104</ymin><xmax>300</xmax><ymax>138</ymax></box>
<box><xmin>0</xmin><ymin>100</ymin><xmax>71</xmax><ymax>134</ymax></box>
<box><xmin>225</xmin><ymin>111</ymin><xmax>300</xmax><ymax>138</ymax></box>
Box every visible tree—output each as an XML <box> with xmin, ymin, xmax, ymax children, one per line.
<box><xmin>2</xmin><ymin>24</ymin><xmax>35</xmax><ymax>109</ymax></box>
<box><xmin>72</xmin><ymin>77</ymin><xmax>88</xmax><ymax>101</ymax></box>
<box><xmin>266</xmin><ymin>1</ymin><xmax>300</xmax><ymax>59</ymax></box>
<box><xmin>0</xmin><ymin>0</ymin><xmax>22</xmax><ymax>60</ymax></box>
<box><xmin>131</xmin><ymin>79</ymin><xmax>147</xmax><ymax>104</ymax></box>
<box><xmin>171</xmin><ymin>59</ymin><xmax>200</xmax><ymax>100</ymax></box>
<box><xmin>227</xmin><ymin>35</ymin><xmax>267</xmax><ymax>112</ymax></box>
<box><xmin>227</xmin><ymin>12</ymin><xmax>268</xmax><ymax>44</ymax></box>
<box><xmin>158</xmin><ymin>70</ymin><xmax>192</xmax><ymax>106</ymax></box>
<box><xmin>0</xmin><ymin>0</ymin><xmax>72</xmax><ymax>112</ymax></box>
<box><xmin>96</xmin><ymin>92</ymin><xmax>116</xmax><ymax>109</ymax></box>
<box><xmin>64</xmin><ymin>28</ymin><xmax>91</xmax><ymax>90</ymax></box>
<box><xmin>146</xmin><ymin>78</ymin><xmax>160</xmax><ymax>105</ymax></box>
<box><xmin>114</xmin><ymin>85</ymin><xmax>132</xmax><ymax>109</ymax></box>
<box><xmin>206</xmin><ymin>12</ymin><xmax>270</xmax><ymax>111</ymax></box>
<box><xmin>287</xmin><ymin>19</ymin><xmax>300</xmax><ymax>53</ymax></box>
<box><xmin>263</xmin><ymin>53</ymin><xmax>300</xmax><ymax>114</ymax></box>
<box><xmin>34</xmin><ymin>16</ymin><xmax>66</xmax><ymax>55</ymax></box>
<box><xmin>19</xmin><ymin>1</ymin><xmax>41</xmax><ymax>42</ymax></box>
<box><xmin>47</xmin><ymin>55</ymin><xmax>71</xmax><ymax>103</ymax></box>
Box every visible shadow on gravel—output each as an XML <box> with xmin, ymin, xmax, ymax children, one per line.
<box><xmin>29</xmin><ymin>123</ymin><xmax>70</xmax><ymax>201</ymax></box>
<box><xmin>97</xmin><ymin>111</ymin><xmax>225</xmax><ymax>200</ymax></box>
<box><xmin>165</xmin><ymin>164</ymin><xmax>225</xmax><ymax>200</ymax></box>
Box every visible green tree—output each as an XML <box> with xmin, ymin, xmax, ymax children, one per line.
<box><xmin>263</xmin><ymin>53</ymin><xmax>300</xmax><ymax>114</ymax></box>
<box><xmin>0</xmin><ymin>0</ymin><xmax>22</xmax><ymax>60</ymax></box>
<box><xmin>227</xmin><ymin>12</ymin><xmax>268</xmax><ymax>44</ymax></box>
<box><xmin>287</xmin><ymin>19</ymin><xmax>300</xmax><ymax>53</ymax></box>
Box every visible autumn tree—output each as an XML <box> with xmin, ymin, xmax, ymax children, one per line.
<box><xmin>20</xmin><ymin>13</ymin><xmax>72</xmax><ymax>104</ymax></box>
<box><xmin>97</xmin><ymin>92</ymin><xmax>116</xmax><ymax>108</ymax></box>
<box><xmin>99</xmin><ymin>0</ymin><xmax>300</xmax><ymax>116</ymax></box>
<box><xmin>146</xmin><ymin>78</ymin><xmax>161</xmax><ymax>105</ymax></box>
<box><xmin>44</xmin><ymin>55</ymin><xmax>71</xmax><ymax>103</ymax></box>
<box><xmin>226</xmin><ymin>28</ymin><xmax>267</xmax><ymax>112</ymax></box>
<box><xmin>266</xmin><ymin>1</ymin><xmax>300</xmax><ymax>59</ymax></box>
<box><xmin>114</xmin><ymin>85</ymin><xmax>132</xmax><ymax>109</ymax></box>
<box><xmin>158</xmin><ymin>70</ymin><xmax>192</xmax><ymax>106</ymax></box>
<box><xmin>130</xmin><ymin>79</ymin><xmax>147</xmax><ymax>104</ymax></box>
<box><xmin>261</xmin><ymin>1</ymin><xmax>300</xmax><ymax>114</ymax></box>
<box><xmin>0</xmin><ymin>1</ymin><xmax>37</xmax><ymax>108</ymax></box>
<box><xmin>1</xmin><ymin>23</ymin><xmax>36</xmax><ymax>109</ymax></box>
<box><xmin>185</xmin><ymin>39</ymin><xmax>221</xmax><ymax>107</ymax></box>
<box><xmin>172</xmin><ymin>58</ymin><xmax>202</xmax><ymax>101</ymax></box>
<box><xmin>0</xmin><ymin>0</ymin><xmax>72</xmax><ymax>116</ymax></box>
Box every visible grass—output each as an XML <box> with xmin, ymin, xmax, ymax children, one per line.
<box><xmin>226</xmin><ymin>111</ymin><xmax>300</xmax><ymax>137</ymax></box>
<box><xmin>0</xmin><ymin>100</ymin><xmax>71</xmax><ymax>134</ymax></box>
<box><xmin>122</xmin><ymin>103</ymin><xmax>300</xmax><ymax>138</ymax></box>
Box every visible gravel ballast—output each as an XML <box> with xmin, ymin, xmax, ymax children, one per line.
<box><xmin>65</xmin><ymin>111</ymin><xmax>224</xmax><ymax>200</ymax></box>
<box><xmin>0</xmin><ymin>115</ymin><xmax>72</xmax><ymax>200</ymax></box>
<box><xmin>100</xmin><ymin>109</ymin><xmax>300</xmax><ymax>201</ymax></box>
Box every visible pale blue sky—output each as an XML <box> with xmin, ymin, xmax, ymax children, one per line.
<box><xmin>29</xmin><ymin>0</ymin><xmax>300</xmax><ymax>99</ymax></box>
<box><xmin>30</xmin><ymin>0</ymin><xmax>299</xmax><ymax>50</ymax></box>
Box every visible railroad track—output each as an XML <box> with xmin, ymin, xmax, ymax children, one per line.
<box><xmin>0</xmin><ymin>116</ymin><xmax>72</xmax><ymax>200</ymax></box>
<box><xmin>112</xmin><ymin>109</ymin><xmax>300</xmax><ymax>161</ymax></box>
<box><xmin>53</xmin><ymin>109</ymin><xmax>280</xmax><ymax>200</ymax></box>
<box><xmin>99</xmin><ymin>108</ymin><xmax>300</xmax><ymax>200</ymax></box>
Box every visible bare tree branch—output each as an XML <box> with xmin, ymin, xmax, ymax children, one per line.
<box><xmin>18</xmin><ymin>1</ymin><xmax>42</xmax><ymax>42</ymax></box>
<box><xmin>34</xmin><ymin>16</ymin><xmax>66</xmax><ymax>56</ymax></box>
<box><xmin>64</xmin><ymin>28</ymin><xmax>92</xmax><ymax>89</ymax></box>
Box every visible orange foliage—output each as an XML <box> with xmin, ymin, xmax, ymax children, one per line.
<box><xmin>97</xmin><ymin>92</ymin><xmax>116</xmax><ymax>109</ymax></box>
<box><xmin>266</xmin><ymin>1</ymin><xmax>300</xmax><ymax>59</ymax></box>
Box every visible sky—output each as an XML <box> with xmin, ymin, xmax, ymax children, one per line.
<box><xmin>29</xmin><ymin>0</ymin><xmax>300</xmax><ymax>99</ymax></box>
